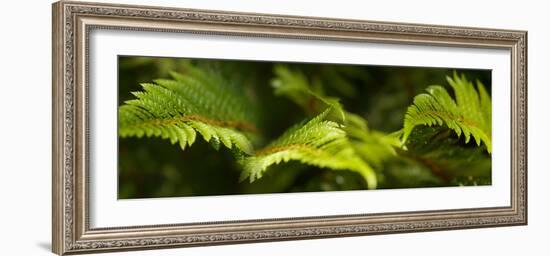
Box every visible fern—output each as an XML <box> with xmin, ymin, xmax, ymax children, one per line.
<box><xmin>271</xmin><ymin>64</ymin><xmax>399</xmax><ymax>167</ymax></box>
<box><xmin>118</xmin><ymin>64</ymin><xmax>258</xmax><ymax>154</ymax></box>
<box><xmin>401</xmin><ymin>72</ymin><xmax>492</xmax><ymax>153</ymax></box>
<box><xmin>240</xmin><ymin>109</ymin><xmax>377</xmax><ymax>189</ymax></box>
<box><xmin>118</xmin><ymin>58</ymin><xmax>492</xmax><ymax>193</ymax></box>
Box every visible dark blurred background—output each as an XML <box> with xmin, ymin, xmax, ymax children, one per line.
<box><xmin>118</xmin><ymin>56</ymin><xmax>491</xmax><ymax>199</ymax></box>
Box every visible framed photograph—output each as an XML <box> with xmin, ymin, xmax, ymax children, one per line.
<box><xmin>52</xmin><ymin>1</ymin><xmax>527</xmax><ymax>255</ymax></box>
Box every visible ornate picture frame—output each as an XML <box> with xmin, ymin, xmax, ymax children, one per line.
<box><xmin>52</xmin><ymin>1</ymin><xmax>527</xmax><ymax>255</ymax></box>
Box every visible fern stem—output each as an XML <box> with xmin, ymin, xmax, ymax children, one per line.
<box><xmin>122</xmin><ymin>114</ymin><xmax>258</xmax><ymax>133</ymax></box>
<box><xmin>409</xmin><ymin>110</ymin><xmax>481</xmax><ymax>129</ymax></box>
<box><xmin>255</xmin><ymin>144</ymin><xmax>318</xmax><ymax>156</ymax></box>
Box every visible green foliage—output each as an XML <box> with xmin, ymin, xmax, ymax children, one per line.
<box><xmin>118</xmin><ymin>64</ymin><xmax>257</xmax><ymax>154</ymax></box>
<box><xmin>268</xmin><ymin>65</ymin><xmax>401</xmax><ymax>187</ymax></box>
<box><xmin>240</xmin><ymin>109</ymin><xmax>377</xmax><ymax>189</ymax></box>
<box><xmin>401</xmin><ymin>72</ymin><xmax>492</xmax><ymax>153</ymax></box>
<box><xmin>118</xmin><ymin>57</ymin><xmax>492</xmax><ymax>198</ymax></box>
<box><xmin>396</xmin><ymin>73</ymin><xmax>492</xmax><ymax>186</ymax></box>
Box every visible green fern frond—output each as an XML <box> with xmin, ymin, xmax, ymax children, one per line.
<box><xmin>118</xmin><ymin>65</ymin><xmax>258</xmax><ymax>154</ymax></box>
<box><xmin>401</xmin><ymin>72</ymin><xmax>492</xmax><ymax>153</ymax></box>
<box><xmin>240</xmin><ymin>109</ymin><xmax>377</xmax><ymax>189</ymax></box>
<box><xmin>271</xmin><ymin>64</ymin><xmax>399</xmax><ymax>168</ymax></box>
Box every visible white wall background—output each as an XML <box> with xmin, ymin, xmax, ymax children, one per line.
<box><xmin>0</xmin><ymin>0</ymin><xmax>547</xmax><ymax>255</ymax></box>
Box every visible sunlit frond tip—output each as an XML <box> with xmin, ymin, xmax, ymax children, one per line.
<box><xmin>401</xmin><ymin>72</ymin><xmax>492</xmax><ymax>153</ymax></box>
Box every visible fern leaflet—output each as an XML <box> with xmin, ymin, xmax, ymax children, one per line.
<box><xmin>118</xmin><ymin>64</ymin><xmax>258</xmax><ymax>154</ymax></box>
<box><xmin>271</xmin><ymin>64</ymin><xmax>399</xmax><ymax>168</ymax></box>
<box><xmin>240</xmin><ymin>109</ymin><xmax>377</xmax><ymax>189</ymax></box>
<box><xmin>401</xmin><ymin>72</ymin><xmax>492</xmax><ymax>153</ymax></box>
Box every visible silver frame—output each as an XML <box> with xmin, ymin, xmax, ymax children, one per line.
<box><xmin>52</xmin><ymin>1</ymin><xmax>527</xmax><ymax>255</ymax></box>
